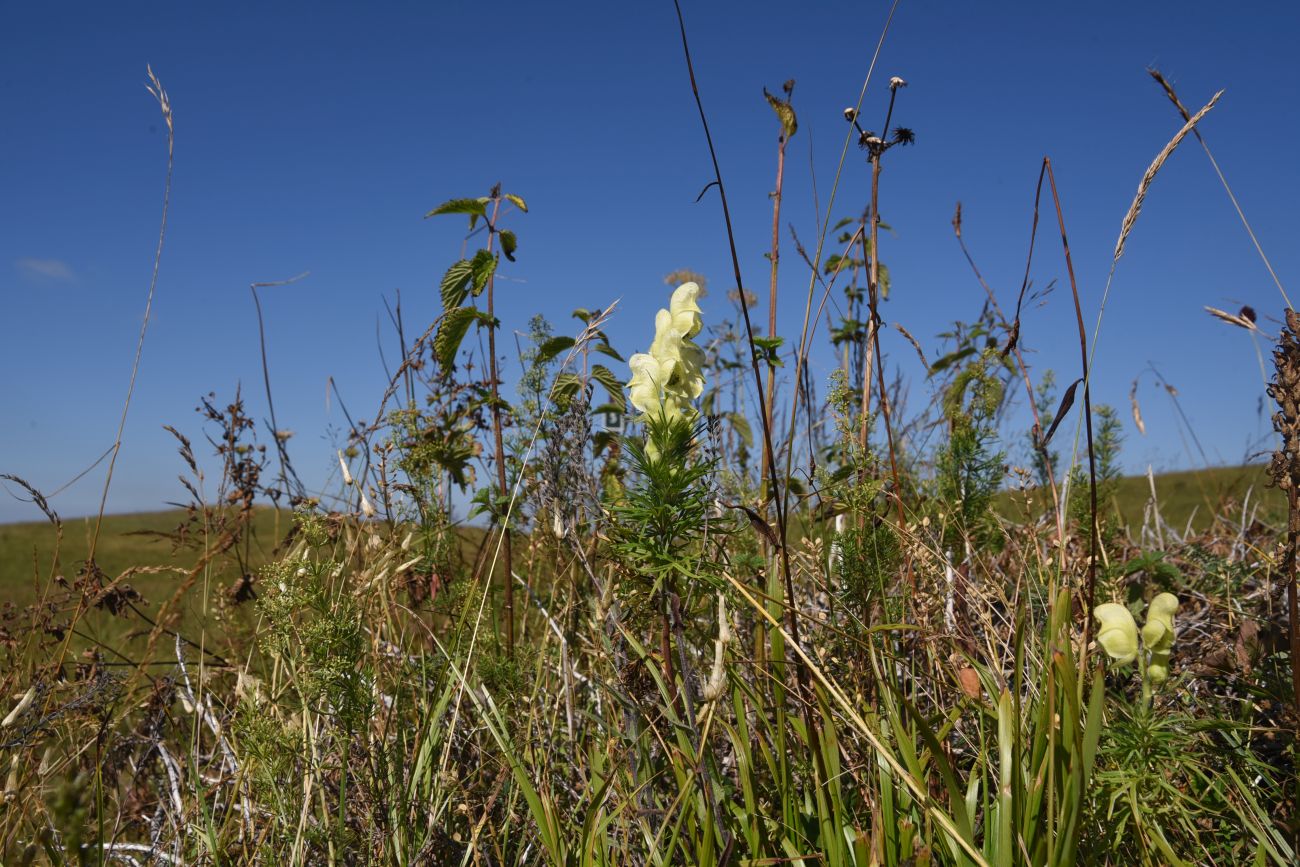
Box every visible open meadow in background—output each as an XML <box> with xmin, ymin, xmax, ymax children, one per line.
<box><xmin>2</xmin><ymin>2</ymin><xmax>1299</xmax><ymax>865</ymax></box>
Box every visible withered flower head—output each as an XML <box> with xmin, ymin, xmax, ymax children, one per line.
<box><xmin>892</xmin><ymin>127</ymin><xmax>916</xmax><ymax>146</ymax></box>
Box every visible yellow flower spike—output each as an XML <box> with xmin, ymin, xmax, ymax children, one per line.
<box><xmin>1094</xmin><ymin>603</ymin><xmax>1139</xmax><ymax>665</ymax></box>
<box><xmin>627</xmin><ymin>282</ymin><xmax>708</xmax><ymax>425</ymax></box>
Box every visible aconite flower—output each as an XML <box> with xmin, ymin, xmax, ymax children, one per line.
<box><xmin>1142</xmin><ymin>592</ymin><xmax>1179</xmax><ymax>682</ymax></box>
<box><xmin>1094</xmin><ymin>603</ymin><xmax>1139</xmax><ymax>665</ymax></box>
<box><xmin>627</xmin><ymin>282</ymin><xmax>707</xmax><ymax>423</ymax></box>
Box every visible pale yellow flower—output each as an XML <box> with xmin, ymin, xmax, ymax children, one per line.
<box><xmin>627</xmin><ymin>282</ymin><xmax>707</xmax><ymax>424</ymax></box>
<box><xmin>1094</xmin><ymin>603</ymin><xmax>1139</xmax><ymax>665</ymax></box>
<box><xmin>668</xmin><ymin>282</ymin><xmax>703</xmax><ymax>338</ymax></box>
<box><xmin>628</xmin><ymin>352</ymin><xmax>669</xmax><ymax>415</ymax></box>
<box><xmin>1142</xmin><ymin>592</ymin><xmax>1179</xmax><ymax>682</ymax></box>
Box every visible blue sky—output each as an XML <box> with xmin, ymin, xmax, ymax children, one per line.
<box><xmin>2</xmin><ymin>1</ymin><xmax>1297</xmax><ymax>522</ymax></box>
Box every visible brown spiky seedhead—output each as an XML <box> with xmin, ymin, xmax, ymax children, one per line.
<box><xmin>1269</xmin><ymin>307</ymin><xmax>1300</xmax><ymax>714</ymax></box>
<box><xmin>1268</xmin><ymin>310</ymin><xmax>1300</xmax><ymax>509</ymax></box>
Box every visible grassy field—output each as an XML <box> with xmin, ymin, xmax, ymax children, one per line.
<box><xmin>997</xmin><ymin>462</ymin><xmax>1285</xmax><ymax>531</ymax></box>
<box><xmin>3</xmin><ymin>462</ymin><xmax>1276</xmax><ymax>601</ymax></box>
<box><xmin>0</xmin><ymin>508</ymin><xmax>288</xmax><ymax>606</ymax></box>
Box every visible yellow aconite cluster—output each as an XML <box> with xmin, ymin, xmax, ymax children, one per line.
<box><xmin>1093</xmin><ymin>592</ymin><xmax>1180</xmax><ymax>682</ymax></box>
<box><xmin>627</xmin><ymin>282</ymin><xmax>706</xmax><ymax>423</ymax></box>
<box><xmin>1142</xmin><ymin>592</ymin><xmax>1179</xmax><ymax>682</ymax></box>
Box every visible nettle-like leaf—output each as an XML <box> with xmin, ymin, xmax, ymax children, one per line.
<box><xmin>441</xmin><ymin>259</ymin><xmax>474</xmax><ymax>310</ymax></box>
<box><xmin>499</xmin><ymin>229</ymin><xmax>518</xmax><ymax>262</ymax></box>
<box><xmin>537</xmin><ymin>336</ymin><xmax>576</xmax><ymax>364</ymax></box>
<box><xmin>725</xmin><ymin>411</ymin><xmax>753</xmax><ymax>447</ymax></box>
<box><xmin>592</xmin><ymin>341</ymin><xmax>623</xmax><ymax>362</ymax></box>
<box><xmin>470</xmin><ymin>249</ymin><xmax>497</xmax><ymax>296</ymax></box>
<box><xmin>552</xmin><ymin>372</ymin><xmax>584</xmax><ymax>408</ymax></box>
<box><xmin>504</xmin><ymin>193</ymin><xmax>528</xmax><ymax>213</ymax></box>
<box><xmin>435</xmin><ymin>306</ymin><xmax>478</xmax><ymax>370</ymax></box>
<box><xmin>426</xmin><ymin>197</ymin><xmax>488</xmax><ymax>231</ymax></box>
<box><xmin>752</xmin><ymin>335</ymin><xmax>785</xmax><ymax>368</ymax></box>
<box><xmin>591</xmin><ymin>365</ymin><xmax>626</xmax><ymax>411</ymax></box>
<box><xmin>764</xmin><ymin>86</ymin><xmax>798</xmax><ymax>139</ymax></box>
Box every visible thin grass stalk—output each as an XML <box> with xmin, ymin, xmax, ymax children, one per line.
<box><xmin>483</xmin><ymin>191</ymin><xmax>516</xmax><ymax>657</ymax></box>
<box><xmin>1148</xmin><ymin>69</ymin><xmax>1290</xmax><ymax>309</ymax></box>
<box><xmin>863</xmin><ymin>144</ymin><xmax>909</xmax><ymax>548</ymax></box>
<box><xmin>952</xmin><ymin>203</ymin><xmax>1062</xmax><ymax>519</ymax></box>
<box><xmin>761</xmin><ymin>85</ymin><xmax>791</xmax><ymax>502</ymax></box>
<box><xmin>780</xmin><ymin>0</ymin><xmax>901</xmax><ymax>528</ymax></box>
<box><xmin>89</xmin><ymin>67</ymin><xmax>173</xmax><ymax>562</ymax></box>
<box><xmin>670</xmin><ymin>0</ymin><xmax>815</xmax><ymax>726</ymax></box>
<box><xmin>1042</xmin><ymin>160</ymin><xmax>1099</xmax><ymax>649</ymax></box>
<box><xmin>55</xmin><ymin>68</ymin><xmax>174</xmax><ymax>678</ymax></box>
<box><xmin>250</xmin><ymin>271</ymin><xmax>310</xmax><ymax>504</ymax></box>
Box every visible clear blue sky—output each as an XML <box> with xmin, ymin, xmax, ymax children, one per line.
<box><xmin>3</xmin><ymin>1</ymin><xmax>1297</xmax><ymax>522</ymax></box>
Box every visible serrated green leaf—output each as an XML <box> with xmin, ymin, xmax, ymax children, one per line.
<box><xmin>435</xmin><ymin>306</ymin><xmax>477</xmax><ymax>370</ymax></box>
<box><xmin>440</xmin><ymin>259</ymin><xmax>473</xmax><ymax>310</ymax></box>
<box><xmin>499</xmin><ymin>229</ymin><xmax>518</xmax><ymax>262</ymax></box>
<box><xmin>537</xmin><ymin>336</ymin><xmax>575</xmax><ymax>363</ymax></box>
<box><xmin>552</xmin><ymin>372</ymin><xmax>584</xmax><ymax>410</ymax></box>
<box><xmin>504</xmin><ymin>193</ymin><xmax>528</xmax><ymax>213</ymax></box>
<box><xmin>763</xmin><ymin>87</ymin><xmax>798</xmax><ymax>139</ymax></box>
<box><xmin>470</xmin><ymin>249</ymin><xmax>497</xmax><ymax>297</ymax></box>
<box><xmin>591</xmin><ymin>365</ymin><xmax>626</xmax><ymax>411</ymax></box>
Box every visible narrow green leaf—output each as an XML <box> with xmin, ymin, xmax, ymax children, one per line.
<box><xmin>504</xmin><ymin>192</ymin><xmax>528</xmax><ymax>213</ymax></box>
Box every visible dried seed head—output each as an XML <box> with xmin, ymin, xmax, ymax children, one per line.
<box><xmin>843</xmin><ymin>107</ymin><xmax>858</xmax><ymax>122</ymax></box>
<box><xmin>1268</xmin><ymin>309</ymin><xmax>1300</xmax><ymax>518</ymax></box>
<box><xmin>889</xmin><ymin>76</ymin><xmax>908</xmax><ymax>90</ymax></box>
